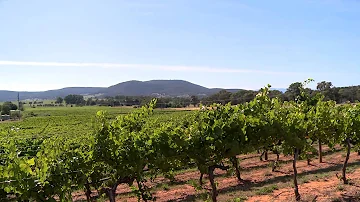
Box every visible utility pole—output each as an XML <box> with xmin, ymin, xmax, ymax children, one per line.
<box><xmin>18</xmin><ymin>92</ymin><xmax>21</xmax><ymax>119</ymax></box>
<box><xmin>18</xmin><ymin>92</ymin><xmax>20</xmax><ymax>109</ymax></box>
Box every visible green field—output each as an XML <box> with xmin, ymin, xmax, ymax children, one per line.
<box><xmin>0</xmin><ymin>106</ymin><xmax>192</xmax><ymax>137</ymax></box>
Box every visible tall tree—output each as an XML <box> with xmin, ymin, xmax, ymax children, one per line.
<box><xmin>190</xmin><ymin>95</ymin><xmax>200</xmax><ymax>106</ymax></box>
<box><xmin>86</xmin><ymin>98</ymin><xmax>96</xmax><ymax>106</ymax></box>
<box><xmin>317</xmin><ymin>81</ymin><xmax>333</xmax><ymax>91</ymax></box>
<box><xmin>285</xmin><ymin>82</ymin><xmax>302</xmax><ymax>101</ymax></box>
<box><xmin>231</xmin><ymin>90</ymin><xmax>257</xmax><ymax>104</ymax></box>
<box><xmin>268</xmin><ymin>90</ymin><xmax>284</xmax><ymax>99</ymax></box>
<box><xmin>206</xmin><ymin>90</ymin><xmax>232</xmax><ymax>105</ymax></box>
<box><xmin>56</xmin><ymin>97</ymin><xmax>64</xmax><ymax>104</ymax></box>
<box><xmin>316</xmin><ymin>81</ymin><xmax>339</xmax><ymax>101</ymax></box>
<box><xmin>1</xmin><ymin>102</ymin><xmax>18</xmax><ymax>115</ymax></box>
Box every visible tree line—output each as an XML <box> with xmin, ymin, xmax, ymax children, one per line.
<box><xmin>50</xmin><ymin>95</ymin><xmax>198</xmax><ymax>108</ymax></box>
<box><xmin>57</xmin><ymin>81</ymin><xmax>360</xmax><ymax>108</ymax></box>
<box><xmin>23</xmin><ymin>80</ymin><xmax>360</xmax><ymax>109</ymax></box>
<box><xmin>0</xmin><ymin>102</ymin><xmax>18</xmax><ymax>115</ymax></box>
<box><xmin>206</xmin><ymin>81</ymin><xmax>360</xmax><ymax>105</ymax></box>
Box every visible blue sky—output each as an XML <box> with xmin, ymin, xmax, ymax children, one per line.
<box><xmin>1</xmin><ymin>0</ymin><xmax>360</xmax><ymax>91</ymax></box>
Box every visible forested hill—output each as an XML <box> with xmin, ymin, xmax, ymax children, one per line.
<box><xmin>0</xmin><ymin>80</ymin><xmax>240</xmax><ymax>101</ymax></box>
<box><xmin>104</xmin><ymin>80</ymin><xmax>241</xmax><ymax>96</ymax></box>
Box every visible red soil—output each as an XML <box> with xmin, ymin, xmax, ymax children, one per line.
<box><xmin>73</xmin><ymin>148</ymin><xmax>360</xmax><ymax>202</ymax></box>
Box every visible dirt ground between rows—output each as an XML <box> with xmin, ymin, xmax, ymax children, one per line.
<box><xmin>247</xmin><ymin>171</ymin><xmax>360</xmax><ymax>202</ymax></box>
<box><xmin>74</xmin><ymin>147</ymin><xmax>360</xmax><ymax>202</ymax></box>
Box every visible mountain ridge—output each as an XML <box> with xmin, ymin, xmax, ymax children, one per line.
<box><xmin>0</xmin><ymin>80</ymin><xmax>282</xmax><ymax>101</ymax></box>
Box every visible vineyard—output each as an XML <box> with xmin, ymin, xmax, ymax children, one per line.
<box><xmin>1</xmin><ymin>82</ymin><xmax>360</xmax><ymax>202</ymax></box>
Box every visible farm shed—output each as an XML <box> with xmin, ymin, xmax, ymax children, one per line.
<box><xmin>10</xmin><ymin>110</ymin><xmax>21</xmax><ymax>120</ymax></box>
<box><xmin>0</xmin><ymin>115</ymin><xmax>10</xmax><ymax>121</ymax></box>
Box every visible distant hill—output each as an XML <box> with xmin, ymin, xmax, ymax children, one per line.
<box><xmin>0</xmin><ymin>80</ymin><xmax>252</xmax><ymax>101</ymax></box>
<box><xmin>0</xmin><ymin>87</ymin><xmax>105</xmax><ymax>102</ymax></box>
<box><xmin>105</xmin><ymin>80</ymin><xmax>221</xmax><ymax>96</ymax></box>
<box><xmin>41</xmin><ymin>87</ymin><xmax>106</xmax><ymax>98</ymax></box>
<box><xmin>273</xmin><ymin>88</ymin><xmax>287</xmax><ymax>93</ymax></box>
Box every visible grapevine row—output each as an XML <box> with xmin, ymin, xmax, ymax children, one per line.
<box><xmin>1</xmin><ymin>82</ymin><xmax>360</xmax><ymax>202</ymax></box>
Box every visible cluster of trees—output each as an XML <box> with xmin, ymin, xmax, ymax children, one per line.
<box><xmin>26</xmin><ymin>96</ymin><xmax>81</xmax><ymax>107</ymax></box>
<box><xmin>205</xmin><ymin>81</ymin><xmax>360</xmax><ymax>105</ymax></box>
<box><xmin>0</xmin><ymin>102</ymin><xmax>18</xmax><ymax>115</ymax></box>
<box><xmin>92</xmin><ymin>95</ymin><xmax>199</xmax><ymax>108</ymax></box>
<box><xmin>55</xmin><ymin>97</ymin><xmax>63</xmax><ymax>104</ymax></box>
<box><xmin>91</xmin><ymin>95</ymin><xmax>143</xmax><ymax>106</ymax></box>
<box><xmin>58</xmin><ymin>95</ymin><xmax>200</xmax><ymax>108</ymax></box>
<box><xmin>28</xmin><ymin>101</ymin><xmax>44</xmax><ymax>106</ymax></box>
<box><xmin>63</xmin><ymin>94</ymin><xmax>85</xmax><ymax>106</ymax></box>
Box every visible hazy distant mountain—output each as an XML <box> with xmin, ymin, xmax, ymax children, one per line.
<box><xmin>41</xmin><ymin>87</ymin><xmax>106</xmax><ymax>98</ymax></box>
<box><xmin>0</xmin><ymin>87</ymin><xmax>105</xmax><ymax>102</ymax></box>
<box><xmin>273</xmin><ymin>88</ymin><xmax>287</xmax><ymax>93</ymax></box>
<box><xmin>0</xmin><ymin>80</ymin><xmax>247</xmax><ymax>101</ymax></box>
<box><xmin>105</xmin><ymin>80</ymin><xmax>220</xmax><ymax>96</ymax></box>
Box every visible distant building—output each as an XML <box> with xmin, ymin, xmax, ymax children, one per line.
<box><xmin>10</xmin><ymin>110</ymin><xmax>21</xmax><ymax>120</ymax></box>
<box><xmin>0</xmin><ymin>115</ymin><xmax>10</xmax><ymax>121</ymax></box>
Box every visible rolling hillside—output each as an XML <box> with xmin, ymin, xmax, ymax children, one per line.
<box><xmin>0</xmin><ymin>80</ymin><xmax>243</xmax><ymax>101</ymax></box>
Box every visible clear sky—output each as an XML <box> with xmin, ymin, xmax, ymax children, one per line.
<box><xmin>1</xmin><ymin>0</ymin><xmax>360</xmax><ymax>91</ymax></box>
